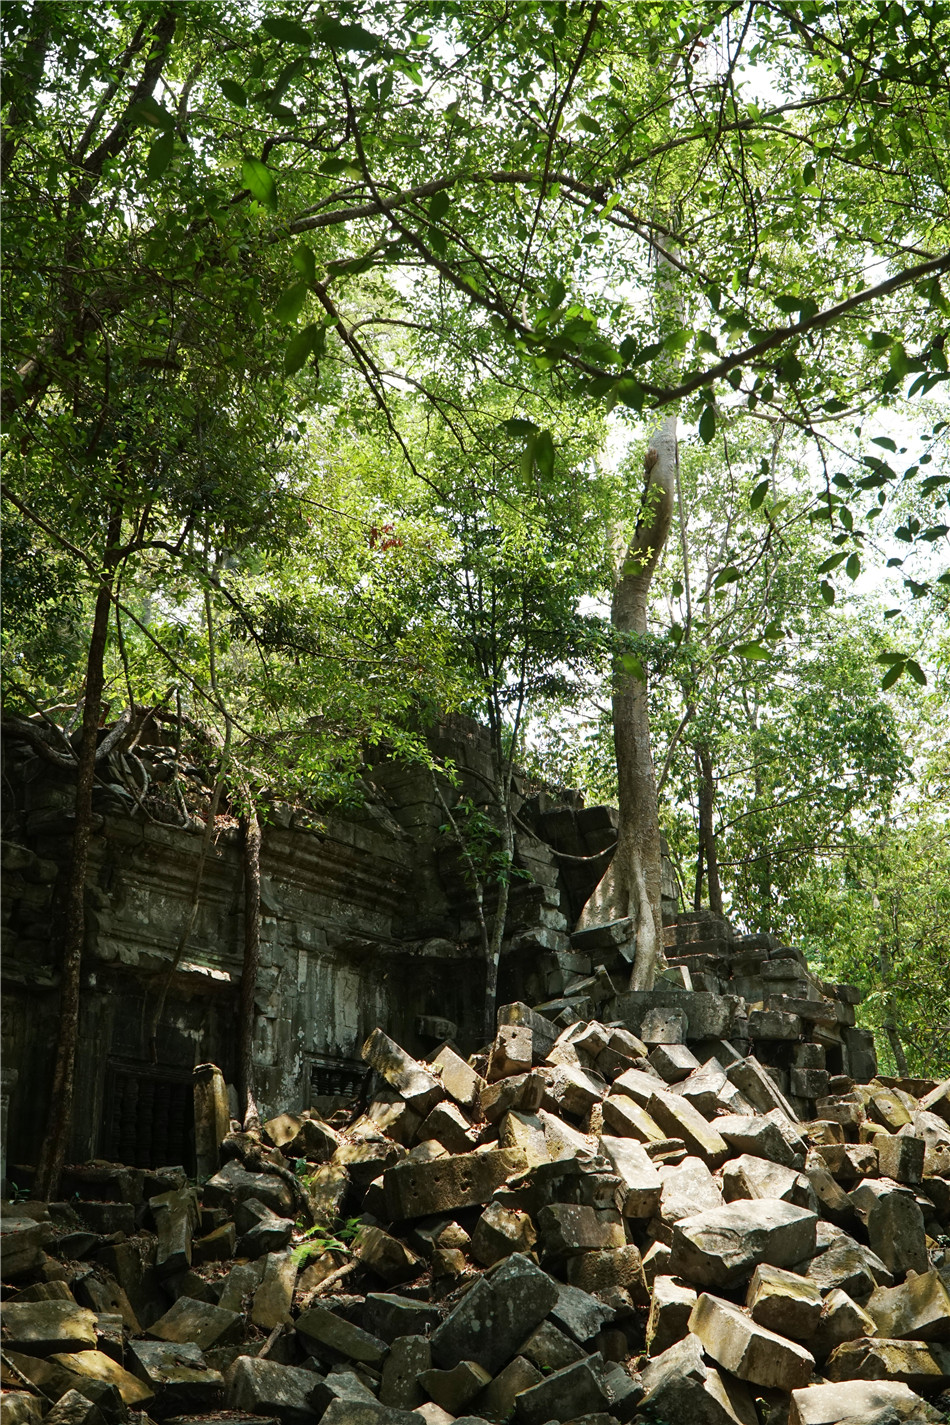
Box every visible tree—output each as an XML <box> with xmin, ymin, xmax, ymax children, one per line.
<box><xmin>4</xmin><ymin>1</ymin><xmax>949</xmax><ymax>1178</ymax></box>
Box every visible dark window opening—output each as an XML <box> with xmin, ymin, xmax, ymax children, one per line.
<box><xmin>101</xmin><ymin>1060</ymin><xmax>195</xmax><ymax>1173</ymax></box>
<box><xmin>309</xmin><ymin>1056</ymin><xmax>364</xmax><ymax>1099</ymax></box>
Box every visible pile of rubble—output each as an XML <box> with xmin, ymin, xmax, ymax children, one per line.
<box><xmin>3</xmin><ymin>1004</ymin><xmax>950</xmax><ymax>1425</ymax></box>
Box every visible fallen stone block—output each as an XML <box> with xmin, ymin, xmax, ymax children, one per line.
<box><xmin>670</xmin><ymin>1199</ymin><xmax>818</xmax><ymax>1288</ymax></box>
<box><xmin>417</xmin><ymin>1101</ymin><xmax>481</xmax><ymax>1155</ymax></box>
<box><xmin>296</xmin><ymin>1305</ymin><xmax>386</xmax><ymax>1365</ymax></box>
<box><xmin>263</xmin><ymin>1112</ymin><xmax>338</xmax><ymax>1163</ymax></box>
<box><xmin>251</xmin><ymin>1249</ymin><xmax>299</xmax><ymax>1330</ymax></box>
<box><xmin>726</xmin><ymin>1057</ymin><xmax>798</xmax><ymax>1121</ymax></box>
<box><xmin>564</xmin><ymin>1244</ymin><xmax>647</xmax><ymax>1304</ymax></box>
<box><xmin>363</xmin><ymin>1294</ymin><xmax>441</xmax><ymax>1344</ymax></box>
<box><xmin>379</xmin><ymin>1334</ymin><xmax>430</xmax><ymax>1409</ymax></box>
<box><xmin>149</xmin><ymin>1187</ymin><xmax>199</xmax><ymax>1279</ymax></box>
<box><xmin>518</xmin><ymin>1320</ymin><xmax>585</xmax><ymax>1371</ymax></box>
<box><xmin>234</xmin><ymin>1197</ymin><xmax>293</xmax><ymax>1258</ymax></box>
<box><xmin>543</xmin><ymin>1064</ymin><xmax>607</xmax><ymax>1118</ymax></box>
<box><xmin>537</xmin><ymin>1204</ymin><xmax>625</xmax><ymax>1259</ymax></box>
<box><xmin>149</xmin><ymin>1296</ymin><xmax>243</xmax><ymax>1349</ymax></box>
<box><xmin>648</xmin><ymin>1042</ymin><xmax>700</xmax><ymax>1082</ymax></box>
<box><xmin>192</xmin><ymin>1221</ymin><xmax>237</xmax><ymax>1263</ymax></box>
<box><xmin>601</xmin><ymin>1094</ymin><xmax>666</xmax><ymax>1144</ymax></box>
<box><xmin>0</xmin><ymin>1217</ymin><xmax>52</xmax><ymax>1278</ymax></box>
<box><xmin>867</xmin><ymin>1085</ymin><xmax>916</xmax><ymax>1132</ymax></box>
<box><xmin>355</xmin><ymin>1225</ymin><xmax>423</xmax><ymax>1285</ymax></box>
<box><xmin>383</xmin><ymin>1148</ymin><xmax>527</xmax><ymax>1219</ymax></box>
<box><xmin>638</xmin><ymin>1333</ymin><xmax>758</xmax><ymax>1425</ymax></box>
<box><xmin>498</xmin><ymin>1110</ymin><xmax>551</xmax><ymax>1168</ymax></box>
<box><xmin>125</xmin><ymin>1339</ymin><xmax>223</xmax><ymax>1414</ymax></box>
<box><xmin>640</xmin><ymin>1006</ymin><xmax>687</xmax><ymax>1044</ymax></box>
<box><xmin>812</xmin><ymin>1287</ymin><xmax>880</xmax><ymax>1362</ymax></box>
<box><xmin>430</xmin><ymin>1253</ymin><xmax>559</xmax><ymax>1374</ymax></box>
<box><xmin>224</xmin><ymin>1356</ymin><xmax>323</xmax><ymax>1425</ymax></box>
<box><xmin>471</xmin><ymin>1201</ymin><xmax>536</xmax><ymax>1266</ymax></box>
<box><xmin>802</xmin><ymin>1232</ymin><xmax>894</xmax><ymax>1297</ymax></box>
<box><xmin>715</xmin><ymin>1113</ymin><xmax>803</xmax><ymax>1168</ymax></box>
<box><xmin>645</xmin><ymin>1276</ymin><xmax>696</xmax><ymax>1356</ymax></box>
<box><xmin>876</xmin><ymin>1133</ymin><xmax>925</xmax><ymax>1186</ymax></box>
<box><xmin>866</xmin><ymin>1181</ymin><xmax>929</xmax><ymax>1276</ymax></box>
<box><xmin>364</xmin><ymin>1092</ymin><xmax>423</xmax><ymax>1146</ymax></box>
<box><xmin>1</xmin><ymin>1303</ymin><xmax>98</xmax><ymax>1357</ymax></box>
<box><xmin>40</xmin><ymin>1388</ymin><xmax>102</xmax><ymax>1425</ymax></box>
<box><xmin>646</xmin><ymin>1088</ymin><xmax>729</xmax><ymax>1164</ymax></box>
<box><xmin>866</xmin><ymin>1268</ymin><xmax>950</xmax><ymax>1343</ymax></box>
<box><xmin>745</xmin><ymin>1263</ymin><xmax>823</xmax><ymax>1340</ymax></box>
<box><xmin>675</xmin><ymin>1059</ymin><xmax>751</xmax><ymax>1117</ymax></box>
<box><xmin>789</xmin><ymin>1379</ymin><xmax>943</xmax><ymax>1424</ymax></box>
<box><xmin>202</xmin><ymin>1159</ymin><xmax>294</xmax><ymax>1218</ymax></box>
<box><xmin>825</xmin><ymin>1335</ymin><xmax>950</xmax><ymax>1390</ymax></box>
<box><xmin>515</xmin><ymin>1356</ymin><xmax>611</xmax><ymax>1425</ymax></box>
<box><xmin>721</xmin><ymin>1154</ymin><xmax>815</xmax><ymax>1210</ymax></box>
<box><xmin>656</xmin><ymin>1154</ymin><xmax>723</xmax><ymax>1225</ymax></box>
<box><xmin>497</xmin><ymin>1002</ymin><xmax>559</xmax><ymax>1061</ymax></box>
<box><xmin>311</xmin><ymin>1366</ymin><xmax>381</xmax><ymax>1416</ymax></box>
<box><xmin>420</xmin><ymin>1361</ymin><xmax>492</xmax><ymax>1414</ymax></box>
<box><xmin>429</xmin><ymin>1045</ymin><xmax>485</xmax><ymax>1111</ymax></box>
<box><xmin>488</xmin><ymin>1025</ymin><xmax>533</xmax><ymax>1082</ymax></box>
<box><xmin>612</xmin><ymin>1066</ymin><xmax>667</xmax><ymax>1106</ymax></box>
<box><xmin>217</xmin><ymin>1258</ymin><xmax>265</xmax><ymax>1314</ymax></box>
<box><xmin>477</xmin><ymin>1354</ymin><xmax>542</xmax><ymax>1422</ymax></box>
<box><xmin>790</xmin><ymin>1067</ymin><xmax>830</xmax><ymax>1099</ymax></box>
<box><xmin>46</xmin><ymin>1350</ymin><xmax>155</xmax><ymax>1408</ymax></box>
<box><xmin>919</xmin><ymin>1077</ymin><xmax>950</xmax><ymax>1125</ymax></box>
<box><xmin>598</xmin><ymin>1135</ymin><xmax>661</xmax><ymax>1218</ymax></box>
<box><xmin>689</xmin><ymin>1292</ymin><xmax>815</xmax><ymax>1391</ymax></box>
<box><xmin>549</xmin><ymin>1281</ymin><xmax>615</xmax><ymax>1345</ymax></box>
<box><xmin>0</xmin><ymin>1393</ymin><xmax>43</xmax><ymax>1425</ymax></box>
<box><xmin>362</xmin><ymin>1028</ymin><xmax>444</xmax><ymax>1116</ymax></box>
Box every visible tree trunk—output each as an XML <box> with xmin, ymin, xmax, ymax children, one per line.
<box><xmin>34</xmin><ymin>509</ymin><xmax>121</xmax><ymax>1200</ymax></box>
<box><xmin>878</xmin><ymin>891</ymin><xmax>909</xmax><ymax>1076</ymax></box>
<box><xmin>696</xmin><ymin>744</ymin><xmax>723</xmax><ymax>916</ymax></box>
<box><xmin>482</xmin><ymin>814</ymin><xmax>513</xmax><ymax>1044</ymax></box>
<box><xmin>578</xmin><ymin>419</ymin><xmax>677</xmax><ymax>991</ymax></box>
<box><xmin>239</xmin><ymin>807</ymin><xmax>262</xmax><ymax>1133</ymax></box>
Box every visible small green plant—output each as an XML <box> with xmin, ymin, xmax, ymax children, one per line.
<box><xmin>6</xmin><ymin>1180</ymin><xmax>32</xmax><ymax>1203</ymax></box>
<box><xmin>292</xmin><ymin>1215</ymin><xmax>362</xmax><ymax>1266</ymax></box>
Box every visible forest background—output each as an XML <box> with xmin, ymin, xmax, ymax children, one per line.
<box><xmin>2</xmin><ymin>0</ymin><xmax>948</xmax><ymax>1191</ymax></box>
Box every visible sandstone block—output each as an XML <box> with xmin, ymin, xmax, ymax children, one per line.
<box><xmin>364</xmin><ymin>1294</ymin><xmax>441</xmax><ymax>1344</ymax></box>
<box><xmin>429</xmin><ymin>1045</ymin><xmax>485</xmax><ymax>1111</ymax></box>
<box><xmin>383</xmin><ymin>1148</ymin><xmax>526</xmax><ymax>1219</ymax></box>
<box><xmin>498</xmin><ymin>1110</ymin><xmax>551</xmax><ymax>1167</ymax></box>
<box><xmin>866</xmin><ymin>1182</ymin><xmax>928</xmax><ymax>1276</ymax></box>
<box><xmin>726</xmin><ymin>1057</ymin><xmax>799</xmax><ymax>1121</ymax></box>
<box><xmin>417</xmin><ymin>1101</ymin><xmax>480</xmax><ymax>1155</ymax></box>
<box><xmin>919</xmin><ymin>1077</ymin><xmax>950</xmax><ymax>1125</ymax></box>
<box><xmin>598</xmin><ymin>1135</ymin><xmax>661</xmax><ymax>1218</ymax></box>
<box><xmin>640</xmin><ymin>1006</ymin><xmax>687</xmax><ymax>1044</ymax></box>
<box><xmin>488</xmin><ymin>1025</ymin><xmax>533</xmax><ymax>1082</ymax></box>
<box><xmin>722</xmin><ymin>1153</ymin><xmax>815</xmax><ymax>1210</ymax></box>
<box><xmin>202</xmin><ymin>1159</ymin><xmax>294</xmax><ymax>1217</ymax></box>
<box><xmin>45</xmin><ymin>1351</ymin><xmax>154</xmax><ymax>1408</ymax></box>
<box><xmin>225</xmin><ymin>1356</ymin><xmax>322</xmax><ymax>1425</ymax></box>
<box><xmin>149</xmin><ymin>1186</ymin><xmax>199</xmax><ymax>1278</ymax></box>
<box><xmin>379</xmin><ymin>1334</ymin><xmax>430</xmax><ymax>1409</ymax></box>
<box><xmin>791</xmin><ymin>1068</ymin><xmax>830</xmax><ymax>1099</ymax></box>
<box><xmin>715</xmin><ymin>1113</ymin><xmax>802</xmax><ymax>1168</ymax></box>
<box><xmin>125</xmin><ymin>1340</ymin><xmax>223</xmax><ymax>1413</ymax></box>
<box><xmin>420</xmin><ymin>1361</ymin><xmax>492</xmax><ymax>1414</ymax></box>
<box><xmin>515</xmin><ymin>1357</ymin><xmax>611</xmax><ymax>1425</ymax></box>
<box><xmin>1</xmin><ymin>1304</ymin><xmax>98</xmax><ymax>1357</ymax></box>
<box><xmin>690</xmin><ymin>1292</ymin><xmax>815</xmax><ymax>1391</ymax></box>
<box><xmin>235</xmin><ymin>1198</ymin><xmax>294</xmax><ymax>1259</ymax></box>
<box><xmin>876</xmin><ymin>1133</ymin><xmax>925</xmax><ymax>1185</ymax></box>
<box><xmin>866</xmin><ymin>1268</ymin><xmax>950</xmax><ymax>1343</ymax></box>
<box><xmin>825</xmin><ymin>1335</ymin><xmax>950</xmax><ymax>1390</ymax></box>
<box><xmin>789</xmin><ymin>1379</ymin><xmax>942</xmax><ymax>1424</ymax></box>
<box><xmin>564</xmin><ymin>1244</ymin><xmax>646</xmax><ymax>1303</ymax></box>
<box><xmin>670</xmin><ymin>1199</ymin><xmax>818</xmax><ymax>1288</ymax></box>
<box><xmin>537</xmin><ymin>1203</ymin><xmax>624</xmax><ymax>1259</ymax></box>
<box><xmin>497</xmin><ymin>1002</ymin><xmax>559</xmax><ymax>1060</ymax></box>
<box><xmin>867</xmin><ymin>1085</ymin><xmax>916</xmax><ymax>1132</ymax></box>
<box><xmin>355</xmin><ymin>1225</ymin><xmax>423</xmax><ymax>1285</ymax></box>
<box><xmin>803</xmin><ymin>1233</ymin><xmax>894</xmax><ymax>1297</ymax></box>
<box><xmin>149</xmin><ymin>1295</ymin><xmax>243</xmax><ymax>1349</ymax></box>
<box><xmin>250</xmin><ymin>1249</ymin><xmax>299</xmax><ymax>1329</ymax></box>
<box><xmin>812</xmin><ymin>1288</ymin><xmax>879</xmax><ymax>1362</ymax></box>
<box><xmin>477</xmin><ymin>1355</ymin><xmax>543</xmax><ymax>1422</ymax></box>
<box><xmin>263</xmin><ymin>1111</ymin><xmax>338</xmax><ymax>1163</ymax></box>
<box><xmin>296</xmin><ymin>1305</ymin><xmax>387</xmax><ymax>1365</ymax></box>
<box><xmin>544</xmin><ymin>1064</ymin><xmax>607</xmax><ymax>1118</ymax></box>
<box><xmin>656</xmin><ymin>1154</ymin><xmax>723</xmax><ymax>1223</ymax></box>
<box><xmin>638</xmin><ymin>1333</ymin><xmax>758</xmax><ymax>1425</ymax></box>
<box><xmin>648</xmin><ymin>1042</ymin><xmax>701</xmax><ymax>1083</ymax></box>
<box><xmin>549</xmin><ymin>1280</ymin><xmax>615</xmax><ymax>1344</ymax></box>
<box><xmin>471</xmin><ymin>1201</ymin><xmax>536</xmax><ymax>1266</ymax></box>
<box><xmin>645</xmin><ymin>1276</ymin><xmax>696</xmax><ymax>1356</ymax></box>
<box><xmin>745</xmin><ymin>1263</ymin><xmax>823</xmax><ymax>1340</ymax></box>
<box><xmin>601</xmin><ymin>1095</ymin><xmax>666</xmax><ymax>1144</ymax></box>
<box><xmin>430</xmin><ymin>1253</ymin><xmax>559</xmax><ymax>1374</ymax></box>
<box><xmin>362</xmin><ymin>1028</ymin><xmax>444</xmax><ymax>1115</ymax></box>
<box><xmin>647</xmin><ymin>1088</ymin><xmax>729</xmax><ymax>1164</ymax></box>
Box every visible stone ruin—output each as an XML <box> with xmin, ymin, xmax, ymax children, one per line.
<box><xmin>3</xmin><ymin>716</ymin><xmax>950</xmax><ymax>1424</ymax></box>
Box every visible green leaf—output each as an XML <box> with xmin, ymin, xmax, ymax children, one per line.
<box><xmin>714</xmin><ymin>566</ymin><xmax>741</xmax><ymax>589</ymax></box>
<box><xmin>291</xmin><ymin>244</ymin><xmax>316</xmax><ymax>284</ymax></box>
<box><xmin>845</xmin><ymin>552</ymin><xmax>861</xmax><ymax>580</ymax></box>
<box><xmin>698</xmin><ymin>405</ymin><xmax>716</xmax><ymax>444</ymax></box>
<box><xmin>872</xmin><ymin>435</ymin><xmax>897</xmax><ymax>451</ymax></box>
<box><xmin>242</xmin><ymin>156</ymin><xmax>277</xmax><ymax>209</ymax></box>
<box><xmin>548</xmin><ymin>279</ymin><xmax>566</xmax><ymax>308</ymax></box>
<box><xmin>619</xmin><ymin>653</ymin><xmax>645</xmax><ymax>682</ymax></box>
<box><xmin>499</xmin><ymin>418</ymin><xmax>539</xmax><ymax>436</ymax></box>
<box><xmin>671</xmin><ymin>579</ymin><xmax>684</xmax><ymax>598</ymax></box>
<box><xmin>615</xmin><ymin>376</ymin><xmax>645</xmax><ymax>411</ymax></box>
<box><xmin>429</xmin><ymin>188</ymin><xmax>451</xmax><ymax>221</ymax></box>
<box><xmin>318</xmin><ymin>19</ymin><xmax>379</xmax><ymax>49</ymax></box>
<box><xmin>521</xmin><ymin>432</ymin><xmax>537</xmax><ymax>482</ymax></box>
<box><xmin>146</xmin><ymin>132</ymin><xmax>174</xmax><ymax>182</ymax></box>
<box><xmin>876</xmin><ymin>652</ymin><xmax>905</xmax><ymax>665</ymax></box>
<box><xmin>284</xmin><ymin>323</ymin><xmax>317</xmax><ymax>375</ymax></box>
<box><xmin>817</xmin><ymin>552</ymin><xmax>847</xmax><ymax>574</ymax></box>
<box><xmin>535</xmin><ymin>428</ymin><xmax>555</xmax><ymax>481</ymax></box>
<box><xmin>749</xmin><ymin>479</ymin><xmax>770</xmax><ymax>510</ymax></box>
<box><xmin>881</xmin><ymin>661</ymin><xmax>905</xmax><ymax>690</ymax></box>
<box><xmin>261</xmin><ymin>16</ymin><xmax>313</xmax><ymax>45</ymax></box>
<box><xmin>820</xmin><ymin>580</ymin><xmax>835</xmax><ymax>604</ymax></box>
<box><xmin>218</xmin><ymin>78</ymin><xmax>247</xmax><ymax>107</ymax></box>
<box><xmin>131</xmin><ymin>94</ymin><xmax>173</xmax><ymax>131</ymax></box>
<box><xmin>275</xmin><ymin>281</ymin><xmax>308</xmax><ymax>324</ymax></box>
<box><xmin>904</xmin><ymin>659</ymin><xmax>927</xmax><ymax>686</ymax></box>
<box><xmin>734</xmin><ymin>641</ymin><xmax>769</xmax><ymax>660</ymax></box>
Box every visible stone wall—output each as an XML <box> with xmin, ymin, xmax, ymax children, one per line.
<box><xmin>0</xmin><ymin>714</ymin><xmax>871</xmax><ymax>1179</ymax></box>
